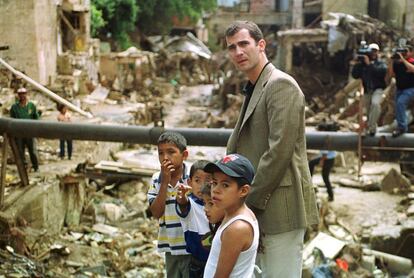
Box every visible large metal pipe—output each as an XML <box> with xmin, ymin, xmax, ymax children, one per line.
<box><xmin>1</xmin><ymin>118</ymin><xmax>414</xmax><ymax>151</ymax></box>
<box><xmin>0</xmin><ymin>118</ymin><xmax>230</xmax><ymax>147</ymax></box>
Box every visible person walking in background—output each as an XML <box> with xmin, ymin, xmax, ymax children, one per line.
<box><xmin>351</xmin><ymin>43</ymin><xmax>387</xmax><ymax>136</ymax></box>
<box><xmin>308</xmin><ymin>150</ymin><xmax>336</xmax><ymax>202</ymax></box>
<box><xmin>225</xmin><ymin>21</ymin><xmax>319</xmax><ymax>277</ymax></box>
<box><xmin>309</xmin><ymin>121</ymin><xmax>338</xmax><ymax>202</ymax></box>
<box><xmin>10</xmin><ymin>87</ymin><xmax>40</xmax><ymax>172</ymax></box>
<box><xmin>57</xmin><ymin>103</ymin><xmax>73</xmax><ymax>160</ymax></box>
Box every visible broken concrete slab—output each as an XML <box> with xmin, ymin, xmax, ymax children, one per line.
<box><xmin>370</xmin><ymin>225</ymin><xmax>403</xmax><ymax>254</ymax></box>
<box><xmin>407</xmin><ymin>205</ymin><xmax>414</xmax><ymax>217</ymax></box>
<box><xmin>92</xmin><ymin>223</ymin><xmax>118</xmax><ymax>236</ymax></box>
<box><xmin>337</xmin><ymin>178</ymin><xmax>364</xmax><ymax>189</ymax></box>
<box><xmin>60</xmin><ymin>174</ymin><xmax>86</xmax><ymax>228</ymax></box>
<box><xmin>101</xmin><ymin>203</ymin><xmax>128</xmax><ymax>222</ymax></box>
<box><xmin>84</xmin><ymin>85</ymin><xmax>109</xmax><ymax>103</ymax></box>
<box><xmin>381</xmin><ymin>168</ymin><xmax>411</xmax><ymax>194</ymax></box>
<box><xmin>3</xmin><ymin>182</ymin><xmax>66</xmax><ymax>235</ymax></box>
<box><xmin>303</xmin><ymin>232</ymin><xmax>346</xmax><ymax>260</ymax></box>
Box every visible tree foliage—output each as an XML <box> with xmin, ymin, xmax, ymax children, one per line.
<box><xmin>91</xmin><ymin>0</ymin><xmax>217</xmax><ymax>49</ymax></box>
<box><xmin>136</xmin><ymin>0</ymin><xmax>217</xmax><ymax>35</ymax></box>
<box><xmin>90</xmin><ymin>5</ymin><xmax>106</xmax><ymax>37</ymax></box>
<box><xmin>91</xmin><ymin>0</ymin><xmax>139</xmax><ymax>50</ymax></box>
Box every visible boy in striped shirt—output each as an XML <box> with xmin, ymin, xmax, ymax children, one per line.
<box><xmin>147</xmin><ymin>131</ymin><xmax>191</xmax><ymax>277</ymax></box>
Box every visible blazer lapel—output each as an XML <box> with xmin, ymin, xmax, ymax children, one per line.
<box><xmin>239</xmin><ymin>64</ymin><xmax>275</xmax><ymax>133</ymax></box>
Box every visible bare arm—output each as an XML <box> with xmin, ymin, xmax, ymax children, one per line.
<box><xmin>176</xmin><ymin>184</ymin><xmax>191</xmax><ymax>216</ymax></box>
<box><xmin>400</xmin><ymin>54</ymin><xmax>414</xmax><ymax>72</ymax></box>
<box><xmin>149</xmin><ymin>160</ymin><xmax>174</xmax><ymax>219</ymax></box>
<box><xmin>214</xmin><ymin>220</ymin><xmax>253</xmax><ymax>278</ymax></box>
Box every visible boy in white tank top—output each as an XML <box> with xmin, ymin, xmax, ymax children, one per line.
<box><xmin>203</xmin><ymin>154</ymin><xmax>259</xmax><ymax>278</ymax></box>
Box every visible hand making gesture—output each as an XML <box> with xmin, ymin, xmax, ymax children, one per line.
<box><xmin>176</xmin><ymin>183</ymin><xmax>192</xmax><ymax>205</ymax></box>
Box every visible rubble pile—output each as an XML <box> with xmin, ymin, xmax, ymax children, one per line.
<box><xmin>303</xmin><ymin>195</ymin><xmax>414</xmax><ymax>277</ymax></box>
<box><xmin>329</xmin><ymin>13</ymin><xmax>406</xmax><ymax>49</ymax></box>
<box><xmin>0</xmin><ymin>169</ymin><xmax>164</xmax><ymax>277</ymax></box>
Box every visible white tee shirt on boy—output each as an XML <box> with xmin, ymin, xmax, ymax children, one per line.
<box><xmin>203</xmin><ymin>214</ymin><xmax>259</xmax><ymax>278</ymax></box>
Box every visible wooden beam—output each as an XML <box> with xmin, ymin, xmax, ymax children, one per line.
<box><xmin>59</xmin><ymin>9</ymin><xmax>78</xmax><ymax>36</ymax></box>
<box><xmin>8</xmin><ymin>135</ymin><xmax>29</xmax><ymax>187</ymax></box>
<box><xmin>0</xmin><ymin>134</ymin><xmax>8</xmax><ymax>208</ymax></box>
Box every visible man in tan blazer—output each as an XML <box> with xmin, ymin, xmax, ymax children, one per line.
<box><xmin>225</xmin><ymin>21</ymin><xmax>319</xmax><ymax>277</ymax></box>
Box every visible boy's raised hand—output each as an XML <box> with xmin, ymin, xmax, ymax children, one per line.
<box><xmin>176</xmin><ymin>183</ymin><xmax>192</xmax><ymax>205</ymax></box>
<box><xmin>160</xmin><ymin>159</ymin><xmax>175</xmax><ymax>185</ymax></box>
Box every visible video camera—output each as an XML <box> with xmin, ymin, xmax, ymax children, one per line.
<box><xmin>356</xmin><ymin>41</ymin><xmax>372</xmax><ymax>62</ymax></box>
<box><xmin>392</xmin><ymin>38</ymin><xmax>409</xmax><ymax>60</ymax></box>
<box><xmin>392</xmin><ymin>47</ymin><xmax>409</xmax><ymax>60</ymax></box>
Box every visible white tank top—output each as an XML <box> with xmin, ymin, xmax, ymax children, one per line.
<box><xmin>203</xmin><ymin>214</ymin><xmax>259</xmax><ymax>278</ymax></box>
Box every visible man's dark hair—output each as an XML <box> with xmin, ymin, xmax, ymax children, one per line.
<box><xmin>157</xmin><ymin>131</ymin><xmax>187</xmax><ymax>152</ymax></box>
<box><xmin>190</xmin><ymin>160</ymin><xmax>210</xmax><ymax>178</ymax></box>
<box><xmin>225</xmin><ymin>21</ymin><xmax>264</xmax><ymax>43</ymax></box>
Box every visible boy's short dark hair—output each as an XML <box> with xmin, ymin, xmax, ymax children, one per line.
<box><xmin>190</xmin><ymin>160</ymin><xmax>210</xmax><ymax>178</ymax></box>
<box><xmin>157</xmin><ymin>131</ymin><xmax>187</xmax><ymax>152</ymax></box>
<box><xmin>200</xmin><ymin>182</ymin><xmax>211</xmax><ymax>197</ymax></box>
<box><xmin>225</xmin><ymin>21</ymin><xmax>264</xmax><ymax>43</ymax></box>
<box><xmin>234</xmin><ymin>177</ymin><xmax>251</xmax><ymax>187</ymax></box>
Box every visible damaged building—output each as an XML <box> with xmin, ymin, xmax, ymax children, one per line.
<box><xmin>208</xmin><ymin>0</ymin><xmax>307</xmax><ymax>38</ymax></box>
<box><xmin>322</xmin><ymin>0</ymin><xmax>414</xmax><ymax>36</ymax></box>
<box><xmin>0</xmin><ymin>0</ymin><xmax>93</xmax><ymax>86</ymax></box>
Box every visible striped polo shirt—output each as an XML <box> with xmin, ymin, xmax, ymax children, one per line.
<box><xmin>147</xmin><ymin>164</ymin><xmax>190</xmax><ymax>255</ymax></box>
<box><xmin>176</xmin><ymin>194</ymin><xmax>212</xmax><ymax>262</ymax></box>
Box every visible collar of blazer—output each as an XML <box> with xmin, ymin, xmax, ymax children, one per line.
<box><xmin>240</xmin><ymin>63</ymin><xmax>276</xmax><ymax>129</ymax></box>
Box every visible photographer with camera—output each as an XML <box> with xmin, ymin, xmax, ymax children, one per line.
<box><xmin>352</xmin><ymin>43</ymin><xmax>387</xmax><ymax>136</ymax></box>
<box><xmin>388</xmin><ymin>45</ymin><xmax>414</xmax><ymax>137</ymax></box>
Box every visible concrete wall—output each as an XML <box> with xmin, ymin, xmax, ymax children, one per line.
<box><xmin>406</xmin><ymin>0</ymin><xmax>414</xmax><ymax>36</ymax></box>
<box><xmin>378</xmin><ymin>0</ymin><xmax>405</xmax><ymax>31</ymax></box>
<box><xmin>207</xmin><ymin>10</ymin><xmax>291</xmax><ymax>40</ymax></box>
<box><xmin>34</xmin><ymin>0</ymin><xmax>58</xmax><ymax>84</ymax></box>
<box><xmin>292</xmin><ymin>0</ymin><xmax>304</xmax><ymax>28</ymax></box>
<box><xmin>250</xmin><ymin>0</ymin><xmax>275</xmax><ymax>13</ymax></box>
<box><xmin>0</xmin><ymin>0</ymin><xmax>57</xmax><ymax>85</ymax></box>
<box><xmin>322</xmin><ymin>0</ymin><xmax>368</xmax><ymax>19</ymax></box>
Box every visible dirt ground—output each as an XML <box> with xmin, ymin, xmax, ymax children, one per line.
<box><xmin>313</xmin><ymin>161</ymin><xmax>404</xmax><ymax>235</ymax></box>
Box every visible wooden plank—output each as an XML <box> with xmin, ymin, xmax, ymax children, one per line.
<box><xmin>93</xmin><ymin>160</ymin><xmax>157</xmax><ymax>177</ymax></box>
<box><xmin>0</xmin><ymin>134</ymin><xmax>8</xmax><ymax>208</ymax></box>
<box><xmin>8</xmin><ymin>135</ymin><xmax>29</xmax><ymax>187</ymax></box>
